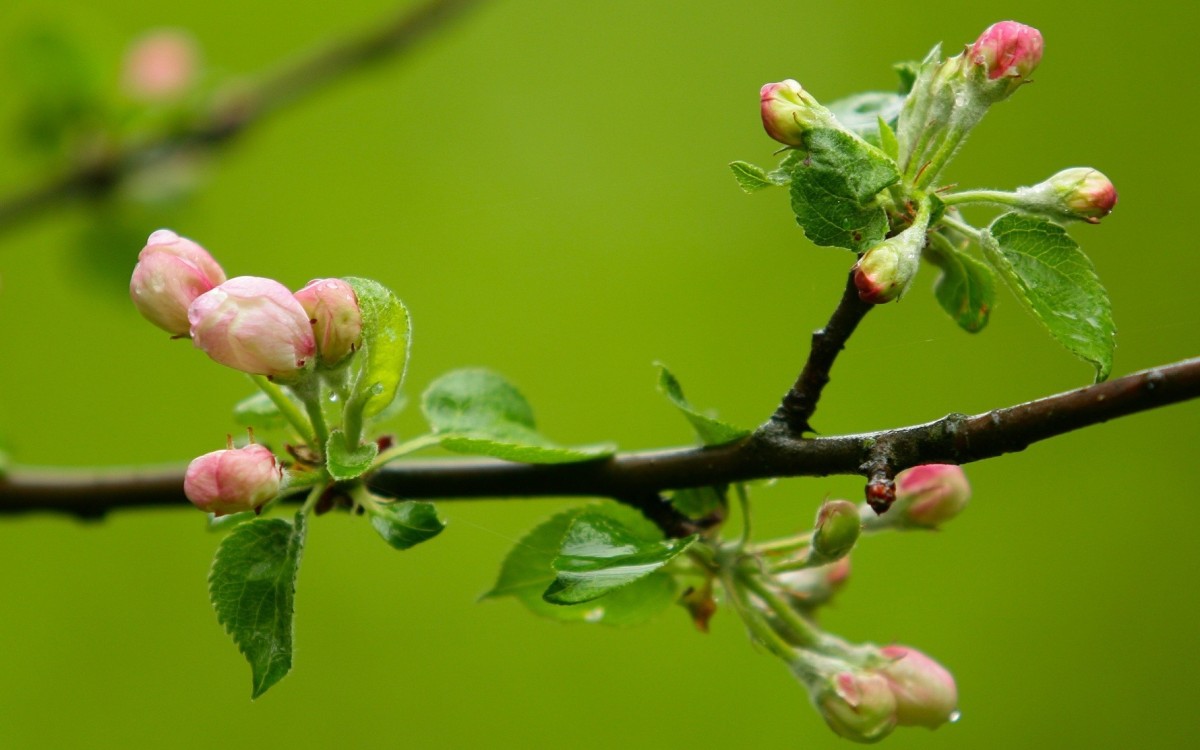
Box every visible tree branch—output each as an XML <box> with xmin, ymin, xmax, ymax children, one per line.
<box><xmin>770</xmin><ymin>269</ymin><xmax>873</xmax><ymax>434</ymax></box>
<box><xmin>0</xmin><ymin>0</ymin><xmax>487</xmax><ymax>235</ymax></box>
<box><xmin>4</xmin><ymin>357</ymin><xmax>1196</xmax><ymax>524</ymax></box>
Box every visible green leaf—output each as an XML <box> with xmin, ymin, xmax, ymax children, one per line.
<box><xmin>980</xmin><ymin>214</ymin><xmax>1116</xmax><ymax>381</ymax></box>
<box><xmin>484</xmin><ymin>505</ymin><xmax>679</xmax><ymax>625</ymax></box>
<box><xmin>655</xmin><ymin>363</ymin><xmax>749</xmax><ymax>446</ymax></box>
<box><xmin>893</xmin><ymin>61</ymin><xmax>921</xmax><ymax>94</ymax></box>
<box><xmin>788</xmin><ymin>128</ymin><xmax>898</xmax><ymax>251</ymax></box>
<box><xmin>209</xmin><ymin>514</ymin><xmax>306</xmax><ymax>699</ymax></box>
<box><xmin>344</xmin><ymin>278</ymin><xmax>410</xmax><ymax>419</ymax></box>
<box><xmin>878</xmin><ymin>115</ymin><xmax>899</xmax><ymax>162</ymax></box>
<box><xmin>669</xmin><ymin>486</ymin><xmax>723</xmax><ymax>519</ymax></box>
<box><xmin>369</xmin><ymin>500</ymin><xmax>446</xmax><ymax>550</ymax></box>
<box><xmin>12</xmin><ymin>26</ymin><xmax>102</xmax><ymax>155</ymax></box>
<box><xmin>544</xmin><ymin>511</ymin><xmax>696</xmax><ymax>604</ymax></box>
<box><xmin>233</xmin><ymin>392</ymin><xmax>289</xmax><ymax>431</ymax></box>
<box><xmin>826</xmin><ymin>92</ymin><xmax>905</xmax><ymax>146</ymax></box>
<box><xmin>325</xmin><ymin>429</ymin><xmax>379</xmax><ymax>481</ymax></box>
<box><xmin>729</xmin><ymin>160</ymin><xmax>777</xmax><ymax>193</ymax></box>
<box><xmin>925</xmin><ymin>238</ymin><xmax>996</xmax><ymax>333</ymax></box>
<box><xmin>422</xmin><ymin>369</ymin><xmax>616</xmax><ymax>463</ymax></box>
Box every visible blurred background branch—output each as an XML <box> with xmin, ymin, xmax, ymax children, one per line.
<box><xmin>0</xmin><ymin>0</ymin><xmax>485</xmax><ymax>235</ymax></box>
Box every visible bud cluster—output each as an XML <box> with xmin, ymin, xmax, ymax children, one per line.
<box><xmin>130</xmin><ymin>229</ymin><xmax>367</xmax><ymax>514</ymax></box>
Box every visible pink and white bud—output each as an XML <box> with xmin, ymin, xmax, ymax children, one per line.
<box><xmin>122</xmin><ymin>29</ymin><xmax>199</xmax><ymax>101</ymax></box>
<box><xmin>778</xmin><ymin>556</ymin><xmax>851</xmax><ymax>609</ymax></box>
<box><xmin>188</xmin><ymin>276</ymin><xmax>317</xmax><ymax>379</ymax></box>
<box><xmin>892</xmin><ymin>464</ymin><xmax>971</xmax><ymax>529</ymax></box>
<box><xmin>812</xmin><ymin>670</ymin><xmax>897</xmax><ymax>743</ymax></box>
<box><xmin>293</xmin><ymin>278</ymin><xmax>362</xmax><ymax>366</ymax></box>
<box><xmin>1017</xmin><ymin>168</ymin><xmax>1118</xmax><ymax>224</ymax></box>
<box><xmin>184</xmin><ymin>443</ymin><xmax>283</xmax><ymax>516</ymax></box>
<box><xmin>760</xmin><ymin>80</ymin><xmax>838</xmax><ymax>147</ymax></box>
<box><xmin>878</xmin><ymin>645</ymin><xmax>958</xmax><ymax>729</ymax></box>
<box><xmin>130</xmin><ymin>229</ymin><xmax>226</xmax><ymax>336</ymax></box>
<box><xmin>969</xmin><ymin>21</ymin><xmax>1043</xmax><ymax>82</ymax></box>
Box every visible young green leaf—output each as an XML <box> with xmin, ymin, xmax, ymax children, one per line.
<box><xmin>655</xmin><ymin>363</ymin><xmax>749</xmax><ymax>446</ymax></box>
<box><xmin>209</xmin><ymin>514</ymin><xmax>306</xmax><ymax>699</ymax></box>
<box><xmin>344</xmin><ymin>277</ymin><xmax>410</xmax><ymax>419</ymax></box>
<box><xmin>788</xmin><ymin>128</ymin><xmax>898</xmax><ymax>251</ymax></box>
<box><xmin>422</xmin><ymin>369</ymin><xmax>615</xmax><ymax>463</ymax></box>
<box><xmin>925</xmin><ymin>237</ymin><xmax>996</xmax><ymax>333</ymax></box>
<box><xmin>484</xmin><ymin>505</ymin><xmax>679</xmax><ymax>625</ymax></box>
<box><xmin>980</xmin><ymin>213</ymin><xmax>1116</xmax><ymax>381</ymax></box>
<box><xmin>543</xmin><ymin>511</ymin><xmax>697</xmax><ymax>605</ymax></box>
<box><xmin>325</xmin><ymin>429</ymin><xmax>378</xmax><ymax>481</ymax></box>
<box><xmin>668</xmin><ymin>486</ymin><xmax>724</xmax><ymax>520</ymax></box>
<box><xmin>233</xmin><ymin>392</ymin><xmax>288</xmax><ymax>430</ymax></box>
<box><xmin>826</xmin><ymin>92</ymin><xmax>905</xmax><ymax>147</ymax></box>
<box><xmin>729</xmin><ymin>161</ymin><xmax>777</xmax><ymax>193</ymax></box>
<box><xmin>368</xmin><ymin>500</ymin><xmax>445</xmax><ymax>550</ymax></box>
<box><xmin>877</xmin><ymin>115</ymin><xmax>900</xmax><ymax>162</ymax></box>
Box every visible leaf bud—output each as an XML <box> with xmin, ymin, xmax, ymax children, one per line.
<box><xmin>760</xmin><ymin>79</ymin><xmax>839</xmax><ymax>147</ymax></box>
<box><xmin>966</xmin><ymin>21</ymin><xmax>1043</xmax><ymax>101</ymax></box>
<box><xmin>811</xmin><ymin>499</ymin><xmax>861</xmax><ymax>562</ymax></box>
<box><xmin>884</xmin><ymin>464</ymin><xmax>971</xmax><ymax>529</ymax></box>
<box><xmin>1016</xmin><ymin>168</ymin><xmax>1118</xmax><ymax>224</ymax></box>
<box><xmin>184</xmin><ymin>443</ymin><xmax>283</xmax><ymax>516</ymax></box>
<box><xmin>810</xmin><ymin>669</ymin><xmax>897</xmax><ymax>743</ymax></box>
<box><xmin>188</xmin><ymin>276</ymin><xmax>317</xmax><ymax>379</ymax></box>
<box><xmin>877</xmin><ymin>645</ymin><xmax>959</xmax><ymax>729</ymax></box>
<box><xmin>293</xmin><ymin>278</ymin><xmax>363</xmax><ymax>366</ymax></box>
<box><xmin>130</xmin><ymin>229</ymin><xmax>227</xmax><ymax>336</ymax></box>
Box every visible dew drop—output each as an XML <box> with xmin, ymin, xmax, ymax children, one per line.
<box><xmin>949</xmin><ymin>710</ymin><xmax>962</xmax><ymax>724</ymax></box>
<box><xmin>583</xmin><ymin>607</ymin><xmax>605</xmax><ymax>623</ymax></box>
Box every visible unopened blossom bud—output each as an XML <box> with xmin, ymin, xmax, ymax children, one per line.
<box><xmin>184</xmin><ymin>443</ymin><xmax>282</xmax><ymax>516</ymax></box>
<box><xmin>293</xmin><ymin>278</ymin><xmax>362</xmax><ymax>366</ymax></box>
<box><xmin>890</xmin><ymin>464</ymin><xmax>971</xmax><ymax>529</ymax></box>
<box><xmin>188</xmin><ymin>276</ymin><xmax>317</xmax><ymax>379</ymax></box>
<box><xmin>130</xmin><ymin>229</ymin><xmax>226</xmax><ymax>336</ymax></box>
<box><xmin>760</xmin><ymin>80</ymin><xmax>839</xmax><ymax>147</ymax></box>
<box><xmin>967</xmin><ymin>21</ymin><xmax>1043</xmax><ymax>101</ymax></box>
<box><xmin>878</xmin><ymin>645</ymin><xmax>958</xmax><ymax>729</ymax></box>
<box><xmin>811</xmin><ymin>670</ymin><xmax>897</xmax><ymax>743</ymax></box>
<box><xmin>1016</xmin><ymin>168</ymin><xmax>1118</xmax><ymax>224</ymax></box>
<box><xmin>778</xmin><ymin>557</ymin><xmax>851</xmax><ymax>609</ymax></box>
<box><xmin>122</xmin><ymin>29</ymin><xmax>199</xmax><ymax>101</ymax></box>
<box><xmin>811</xmin><ymin>499</ymin><xmax>861</xmax><ymax>562</ymax></box>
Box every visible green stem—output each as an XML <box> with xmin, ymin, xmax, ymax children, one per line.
<box><xmin>915</xmin><ymin>124</ymin><xmax>967</xmax><ymax>190</ymax></box>
<box><xmin>939</xmin><ymin>213</ymin><xmax>981</xmax><ymax>240</ymax></box>
<box><xmin>251</xmin><ymin>375</ymin><xmax>317</xmax><ymax>448</ymax></box>
<box><xmin>721</xmin><ymin>570</ymin><xmax>796</xmax><ymax>662</ymax></box>
<box><xmin>299</xmin><ymin>483</ymin><xmax>327</xmax><ymax>516</ymax></box>
<box><xmin>939</xmin><ymin>189</ymin><xmax>1020</xmax><ymax>208</ymax></box>
<box><xmin>371</xmin><ymin>434</ymin><xmax>443</xmax><ymax>469</ymax></box>
<box><xmin>734</xmin><ymin>482</ymin><xmax>752</xmax><ymax>550</ymax></box>
<box><xmin>737</xmin><ymin>569</ymin><xmax>821</xmax><ymax>649</ymax></box>
<box><xmin>750</xmin><ymin>530</ymin><xmax>814</xmax><ymax>557</ymax></box>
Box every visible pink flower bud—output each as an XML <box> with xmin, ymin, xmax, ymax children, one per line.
<box><xmin>1018</xmin><ymin>168</ymin><xmax>1118</xmax><ymax>224</ymax></box>
<box><xmin>122</xmin><ymin>29</ymin><xmax>199</xmax><ymax>101</ymax></box>
<box><xmin>130</xmin><ymin>229</ymin><xmax>226</xmax><ymax>336</ymax></box>
<box><xmin>778</xmin><ymin>557</ymin><xmax>851</xmax><ymax>609</ymax></box>
<box><xmin>813</xmin><ymin>670</ymin><xmax>897</xmax><ymax>743</ymax></box>
<box><xmin>184</xmin><ymin>443</ymin><xmax>282</xmax><ymax>516</ymax></box>
<box><xmin>853</xmin><ymin>242</ymin><xmax>906</xmax><ymax>304</ymax></box>
<box><xmin>293</xmin><ymin>278</ymin><xmax>362</xmax><ymax>366</ymax></box>
<box><xmin>188</xmin><ymin>276</ymin><xmax>317</xmax><ymax>379</ymax></box>
<box><xmin>878</xmin><ymin>646</ymin><xmax>958</xmax><ymax>729</ymax></box>
<box><xmin>893</xmin><ymin>464</ymin><xmax>971</xmax><ymax>528</ymax></box>
<box><xmin>969</xmin><ymin>21</ymin><xmax>1043</xmax><ymax>82</ymax></box>
<box><xmin>760</xmin><ymin>80</ymin><xmax>837</xmax><ymax>147</ymax></box>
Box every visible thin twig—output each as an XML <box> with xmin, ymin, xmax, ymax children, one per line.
<box><xmin>0</xmin><ymin>0</ymin><xmax>487</xmax><ymax>235</ymax></box>
<box><xmin>770</xmin><ymin>269</ymin><xmax>874</xmax><ymax>434</ymax></box>
<box><xmin>3</xmin><ymin>357</ymin><xmax>1197</xmax><ymax>525</ymax></box>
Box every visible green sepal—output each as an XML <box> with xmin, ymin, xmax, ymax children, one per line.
<box><xmin>422</xmin><ymin>368</ymin><xmax>615</xmax><ymax>464</ymax></box>
<box><xmin>655</xmin><ymin>363</ymin><xmax>749</xmax><ymax>446</ymax></box>
<box><xmin>484</xmin><ymin>504</ymin><xmax>680</xmax><ymax>625</ymax></box>
<box><xmin>325</xmin><ymin>429</ymin><xmax>378</xmax><ymax>481</ymax></box>
<box><xmin>788</xmin><ymin>128</ymin><xmax>899</xmax><ymax>251</ymax></box>
<box><xmin>544</xmin><ymin>510</ymin><xmax>697</xmax><ymax>604</ymax></box>
<box><xmin>368</xmin><ymin>500</ymin><xmax>446</xmax><ymax>550</ymax></box>
<box><xmin>980</xmin><ymin>213</ymin><xmax>1116</xmax><ymax>381</ymax></box>
<box><xmin>344</xmin><ymin>277</ymin><xmax>411</xmax><ymax>419</ymax></box>
<box><xmin>209</xmin><ymin>513</ymin><xmax>306</xmax><ymax>699</ymax></box>
<box><xmin>925</xmin><ymin>236</ymin><xmax>997</xmax><ymax>333</ymax></box>
<box><xmin>878</xmin><ymin>115</ymin><xmax>899</xmax><ymax>161</ymax></box>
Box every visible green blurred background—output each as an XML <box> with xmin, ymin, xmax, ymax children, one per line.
<box><xmin>1</xmin><ymin>0</ymin><xmax>1197</xmax><ymax>747</ymax></box>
